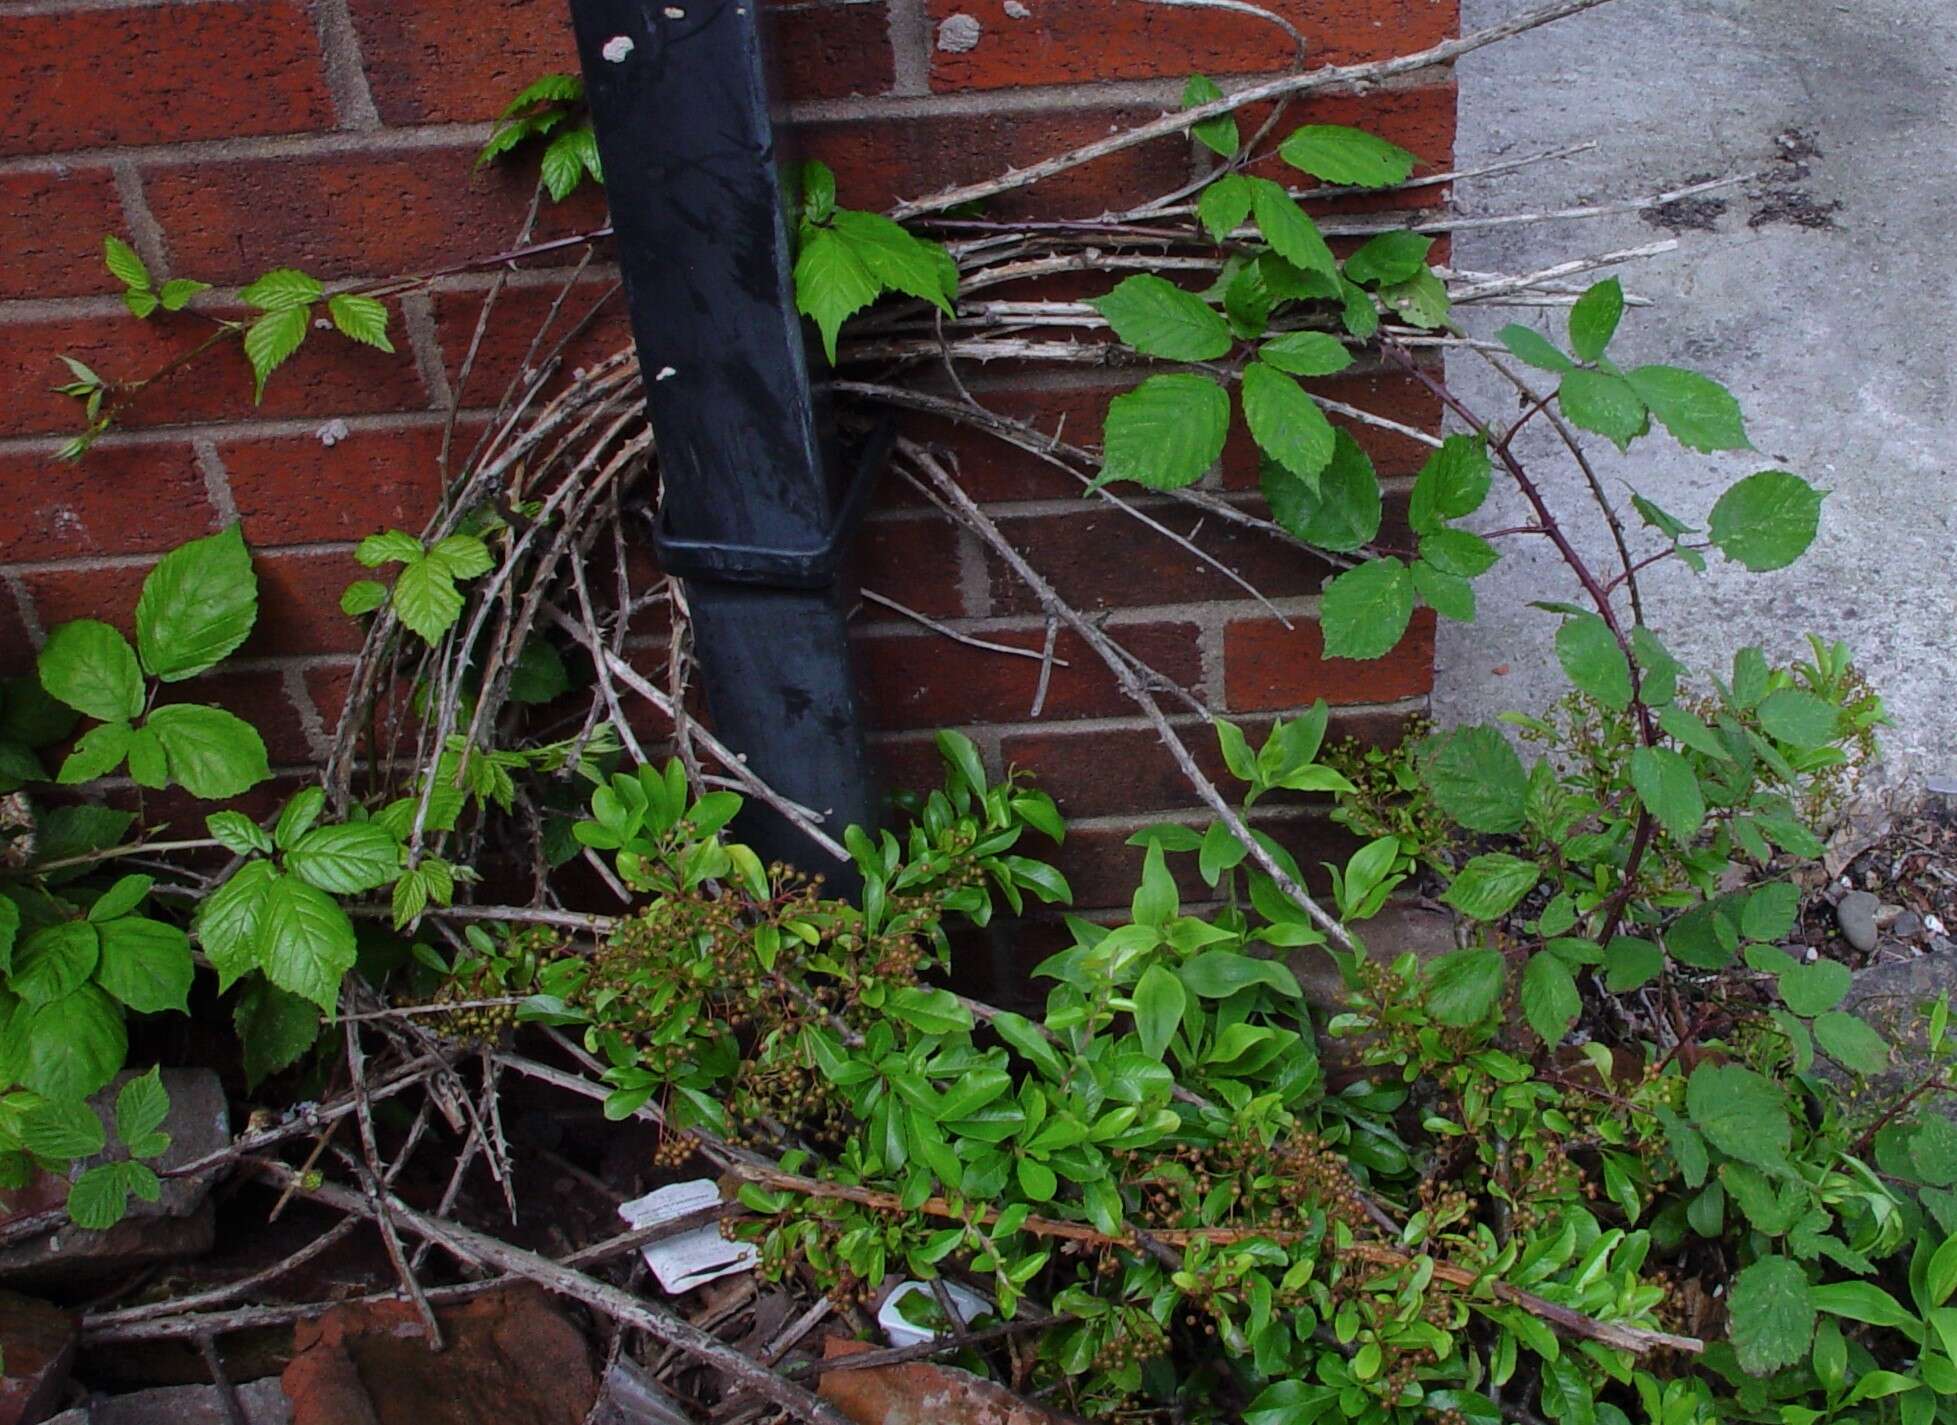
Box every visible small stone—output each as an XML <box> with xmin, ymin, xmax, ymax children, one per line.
<box><xmin>1003</xmin><ymin>0</ymin><xmax>1030</xmax><ymax>14</ymax></box>
<box><xmin>44</xmin><ymin>1379</ymin><xmax>289</xmax><ymax>1425</ymax></box>
<box><xmin>1892</xmin><ymin>911</ymin><xmax>1924</xmax><ymax>941</ymax></box>
<box><xmin>1836</xmin><ymin>890</ymin><xmax>1880</xmax><ymax>952</ymax></box>
<box><xmin>602</xmin><ymin>34</ymin><xmax>635</xmax><ymax>62</ymax></box>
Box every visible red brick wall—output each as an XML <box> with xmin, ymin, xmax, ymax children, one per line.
<box><xmin>0</xmin><ymin>0</ymin><xmax>1456</xmax><ymax>943</ymax></box>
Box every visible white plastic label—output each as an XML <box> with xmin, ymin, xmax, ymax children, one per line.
<box><xmin>618</xmin><ymin>1179</ymin><xmax>757</xmax><ymax>1293</ymax></box>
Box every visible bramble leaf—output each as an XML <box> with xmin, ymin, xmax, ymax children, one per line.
<box><xmin>1089</xmin><ymin>274</ymin><xmax>1230</xmax><ymax>361</ymax></box>
<box><xmin>1708</xmin><ymin>472</ymin><xmax>1823</xmax><ymax>572</ymax></box>
<box><xmin>1278</xmin><ymin>124</ymin><xmax>1417</xmax><ymax>187</ymax></box>
<box><xmin>1099</xmin><ymin>374</ymin><xmax>1230</xmax><ymax>490</ymax></box>
<box><xmin>136</xmin><ymin>524</ymin><xmax>258</xmax><ymax>682</ymax></box>
<box><xmin>1319</xmin><ymin>557</ymin><xmax>1413</xmax><ymax>661</ymax></box>
<box><xmin>39</xmin><ymin>620</ymin><xmax>143</xmax><ymax>723</ymax></box>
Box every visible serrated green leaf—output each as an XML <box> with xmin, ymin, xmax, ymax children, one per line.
<box><xmin>833</xmin><ymin>210</ymin><xmax>956</xmax><ymax>314</ymax></box>
<box><xmin>258</xmin><ymin>873</ymin><xmax>358</xmax><ymax>1015</ymax></box>
<box><xmin>1567</xmin><ymin>278</ymin><xmax>1624</xmax><ymax>362</ymax></box>
<box><xmin>539</xmin><ymin>127</ymin><xmax>588</xmax><ymax>200</ymax></box>
<box><xmin>14</xmin><ymin>920</ymin><xmax>99</xmax><ymax>1006</ymax></box>
<box><xmin>147</xmin><ymin>703</ymin><xmax>270</xmax><ymax>799</ymax></box>
<box><xmin>58</xmin><ymin>719</ymin><xmax>131</xmax><ymax>784</ymax></box>
<box><xmin>1196</xmin><ymin>172</ymin><xmax>1252</xmax><ymax>243</ymax></box>
<box><xmin>1408</xmin><ymin>435</ymin><xmax>1491</xmax><ymax>533</ymax></box>
<box><xmin>206</xmin><ymin>810</ymin><xmax>272</xmax><ymax>857</ymax></box>
<box><xmin>1181</xmin><ymin>73</ymin><xmax>1239</xmax><ymax>157</ymax></box>
<box><xmin>20</xmin><ymin>985</ymin><xmax>126</xmax><ymax>1100</ymax></box>
<box><xmin>1740</xmin><ymin>882</ymin><xmax>1799</xmax><ymax>942</ymax></box>
<box><xmin>39</xmin><ymin>619</ymin><xmax>143</xmax><ymax>723</ymax></box>
<box><xmin>1241</xmin><ymin>359</ymin><xmax>1334</xmax><ymax>483</ymax></box>
<box><xmin>114</xmin><ymin>1066</ymin><xmax>170</xmax><ymax>1147</ymax></box>
<box><xmin>1521</xmin><ymin>951</ymin><xmax>1580</xmax><ymax>1045</ymax></box>
<box><xmin>1098</xmin><ymin>373</ymin><xmax>1230</xmax><ymax>490</ymax></box>
<box><xmin>1498</xmin><ymin>324</ymin><xmax>1575</xmax><ymax>374</ymax></box>
<box><xmin>103</xmin><ymin>235</ymin><xmax>151</xmax><ymax>291</ymax></box>
<box><xmin>286</xmin><ymin>822</ymin><xmax>400</xmax><ymax>895</ymax></box>
<box><xmin>1257</xmin><ymin>330</ymin><xmax>1351</xmax><ymax>377</ymax></box>
<box><xmin>1814</xmin><ymin>1011</ymin><xmax>1888</xmax><ymax>1075</ymax></box>
<box><xmin>1443</xmin><ymin>852</ymin><xmax>1540</xmax><ymax>921</ymax></box>
<box><xmin>1708</xmin><ymin>472</ymin><xmax>1823</xmax><ymax>572</ymax></box>
<box><xmin>1379</xmin><ymin>267</ymin><xmax>1451</xmax><ymax>329</ymax></box>
<box><xmin>1425</xmin><ymin>948</ymin><xmax>1504</xmax><ymax>1027</ymax></box>
<box><xmin>1777</xmin><ymin>960</ymin><xmax>1849</xmax><ymax>1017</ymax></box>
<box><xmin>1687</xmin><ymin>1062</ymin><xmax>1790</xmax><ymax>1168</ymax></box>
<box><xmin>240</xmin><ymin>268</ymin><xmax>323</xmax><ymax>312</ymax></box>
<box><xmin>1418</xmin><ymin>528</ymin><xmax>1499</xmax><ymax>579</ymax></box>
<box><xmin>66</xmin><ymin>1162</ymin><xmax>132</xmax><ymax>1230</ymax></box>
<box><xmin>1342</xmin><ymin>230</ymin><xmax>1432</xmax><ymax>287</ymax></box>
<box><xmin>1411</xmin><ymin>560</ymin><xmax>1474</xmax><ymax>621</ymax></box>
<box><xmin>1757</xmin><ymin>688</ymin><xmax>1838</xmax><ymax>747</ymax></box>
<box><xmin>1728</xmin><ymin>1256</ymin><xmax>1813</xmax><ymax>1376</ymax></box>
<box><xmin>136</xmin><ymin>524</ymin><xmax>258</xmax><ymax>681</ymax></box>
<box><xmin>88</xmin><ymin>874</ymin><xmax>153</xmax><ymax>925</ymax></box>
<box><xmin>339</xmin><ymin>580</ymin><xmax>387</xmax><ymax>616</ymax></box>
<box><xmin>1604</xmin><ymin>936</ymin><xmax>1663</xmax><ymax>992</ymax></box>
<box><xmin>1622</xmin><ymin>364</ymin><xmax>1750</xmax><ymax>451</ymax></box>
<box><xmin>326</xmin><ymin>293</ymin><xmax>394</xmax><ymax>352</ymax></box>
<box><xmin>158</xmin><ymin>278</ymin><xmax>210</xmax><ymax>312</ymax></box>
<box><xmin>123</xmin><ymin>287</ymin><xmax>159</xmax><ymax>319</ymax></box>
<box><xmin>1558</xmin><ymin>368</ymin><xmax>1647</xmax><ymax>450</ymax></box>
<box><xmin>243</xmin><ymin>305</ymin><xmax>310</xmax><ymax>402</ymax></box>
<box><xmin>355</xmin><ymin>530</ymin><xmax>423</xmax><ymax>568</ymax></box>
<box><xmin>1422</xmin><ymin>725</ymin><xmax>1527</xmax><ymax>833</ymax></box>
<box><xmin>235</xmin><ymin>978</ymin><xmax>320</xmax><ymax>1088</ymax></box>
<box><xmin>1089</xmin><ymin>274</ymin><xmax>1230</xmax><ymax>361</ymax></box>
<box><xmin>1260</xmin><ymin>429</ymin><xmax>1379</xmax><ymax>551</ymax></box>
<box><xmin>21</xmin><ymin>1097</ymin><xmax>106</xmax><ymax>1160</ymax></box>
<box><xmin>794</xmin><ymin>223</ymin><xmax>878</xmax><ymax>364</ymax></box>
<box><xmin>1247</xmin><ymin>178</ymin><xmax>1337</xmax><ymax>280</ymax></box>
<box><xmin>95</xmin><ymin>916</ymin><xmax>193</xmax><ymax>1014</ymax></box>
<box><xmin>1554</xmin><ymin>614</ymin><xmax>1632</xmax><ymax>711</ymax></box>
<box><xmin>1320</xmin><ymin>556</ymin><xmax>1413</xmax><ymax>661</ymax></box>
<box><xmin>1278</xmin><ymin>124</ymin><xmax>1416</xmax><ymax>187</ymax></box>
<box><xmin>427</xmin><ymin>533</ymin><xmax>493</xmax><ymax>580</ymax></box>
<box><xmin>390</xmin><ymin>558</ymin><xmax>464</xmax><ymax>644</ymax></box>
<box><xmin>1629</xmin><ymin>746</ymin><xmax>1704</xmax><ymax>841</ymax></box>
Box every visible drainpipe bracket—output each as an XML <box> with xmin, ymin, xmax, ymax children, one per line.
<box><xmin>649</xmin><ymin>419</ymin><xmax>894</xmax><ymax>590</ymax></box>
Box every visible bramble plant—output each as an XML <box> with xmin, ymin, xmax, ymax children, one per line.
<box><xmin>19</xmin><ymin>43</ymin><xmax>1953</xmax><ymax>1425</ymax></box>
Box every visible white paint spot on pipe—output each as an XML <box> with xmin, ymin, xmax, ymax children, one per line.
<box><xmin>655</xmin><ymin>366</ymin><xmax>678</xmax><ymax>381</ymax></box>
<box><xmin>936</xmin><ymin>12</ymin><xmax>982</xmax><ymax>51</ymax></box>
<box><xmin>1003</xmin><ymin>1</ymin><xmax>1030</xmax><ymax>16</ymax></box>
<box><xmin>602</xmin><ymin>34</ymin><xmax>635</xmax><ymax>62</ymax></box>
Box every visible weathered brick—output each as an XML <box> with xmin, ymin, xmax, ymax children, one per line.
<box><xmin>1223</xmin><ymin>608</ymin><xmax>1434</xmax><ymax>711</ymax></box>
<box><xmin>794</xmin><ymin>105</ymin><xmax>1193</xmax><ymax>219</ymax></box>
<box><xmin>774</xmin><ymin>0</ymin><xmax>899</xmax><ymax>103</ymax></box>
<box><xmin>0</xmin><ymin>441</ymin><xmax>220</xmax><ymax>563</ymax></box>
<box><xmin>14</xmin><ymin>562</ymin><xmax>147</xmax><ymax>643</ymax></box>
<box><xmin>849</xmin><ymin>514</ymin><xmax>971</xmax><ymax>621</ymax></box>
<box><xmin>222</xmin><ymin>423</ymin><xmax>449</xmax><ymax>547</ymax></box>
<box><xmin>854</xmin><ymin>619</ymin><xmax>1200</xmax><ymax>728</ymax></box>
<box><xmin>891</xmin><ymin>380</ymin><xmax>1117</xmax><ymax>505</ymax></box>
<box><xmin>927</xmin><ymin>0</ymin><xmax>1457</xmax><ymax>92</ymax></box>
<box><xmin>429</xmin><ymin>276</ymin><xmax>634</xmax><ymax>406</ymax></box>
<box><xmin>246</xmin><ymin>550</ymin><xmax>371</xmax><ymax>657</ymax></box>
<box><xmin>141</xmin><ymin>144</ymin><xmax>610</xmax><ymax>285</ymax></box>
<box><xmin>0</xmin><ymin>2</ymin><xmax>335</xmax><ymax>157</ymax></box>
<box><xmin>982</xmin><ymin>502</ymin><xmax>1338</xmax><ymax>615</ymax></box>
<box><xmin>0</xmin><ymin>305</ymin><xmax>425</xmax><ymax>439</ymax></box>
<box><xmin>3</xmin><ymin>168</ymin><xmax>128</xmax><ymax>301</ymax></box>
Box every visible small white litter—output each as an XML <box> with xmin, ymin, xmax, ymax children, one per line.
<box><xmin>877</xmin><ymin>1279</ymin><xmax>992</xmax><ymax>1348</ymax></box>
<box><xmin>618</xmin><ymin>1179</ymin><xmax>756</xmax><ymax>1293</ymax></box>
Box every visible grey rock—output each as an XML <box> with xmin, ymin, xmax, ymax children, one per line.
<box><xmin>45</xmin><ymin>1379</ymin><xmax>289</xmax><ymax>1425</ymax></box>
<box><xmin>1840</xmin><ymin>947</ymin><xmax>1957</xmax><ymax>1099</ymax></box>
<box><xmin>1837</xmin><ymin>890</ymin><xmax>1881</xmax><ymax>953</ymax></box>
<box><xmin>589</xmin><ymin>1360</ymin><xmax>692</xmax><ymax>1425</ymax></box>
<box><xmin>1892</xmin><ymin>911</ymin><xmax>1924</xmax><ymax>941</ymax></box>
<box><xmin>0</xmin><ymin>1069</ymin><xmax>227</xmax><ymax>1285</ymax></box>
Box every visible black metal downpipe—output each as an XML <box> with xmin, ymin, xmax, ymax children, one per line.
<box><xmin>566</xmin><ymin>0</ymin><xmax>879</xmax><ymax>878</ymax></box>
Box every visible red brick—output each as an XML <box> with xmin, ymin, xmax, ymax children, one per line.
<box><xmin>223</xmin><ymin>424</ymin><xmax>448</xmax><ymax>547</ymax></box>
<box><xmin>0</xmin><ymin>2</ymin><xmax>334</xmax><ymax>158</ymax></box>
<box><xmin>246</xmin><ymin>550</ymin><xmax>371</xmax><ymax>657</ymax></box>
<box><xmin>854</xmin><ymin>619</ymin><xmax>1200</xmax><ymax>728</ymax></box>
<box><xmin>3</xmin><ymin>169</ymin><xmax>128</xmax><ymax>301</ymax></box>
<box><xmin>141</xmin><ymin>145</ymin><xmax>611</xmax><ymax>286</ymax></box>
<box><xmin>794</xmin><ymin>106</ymin><xmax>1193</xmax><ymax>220</ymax></box>
<box><xmin>430</xmin><ymin>277</ymin><xmax>634</xmax><ymax>407</ymax></box>
<box><xmin>157</xmin><ymin>669</ymin><xmax>318</xmax><ymax>767</ymax></box>
<box><xmin>1223</xmin><ymin>608</ymin><xmax>1434</xmax><ymax>711</ymax></box>
<box><xmin>928</xmin><ymin>0</ymin><xmax>1457</xmax><ymax>91</ymax></box>
<box><xmin>348</xmin><ymin>0</ymin><xmax>578</xmax><ymax>126</ymax></box>
<box><xmin>892</xmin><ymin>381</ymin><xmax>1115</xmax><ymax>505</ymax></box>
<box><xmin>1001</xmin><ymin>708</ymin><xmax>1407</xmax><ymax>817</ymax></box>
<box><xmin>0</xmin><ymin>441</ymin><xmax>219</xmax><ymax>563</ymax></box>
<box><xmin>867</xmin><ymin>734</ymin><xmax>953</xmax><ymax>801</ymax></box>
<box><xmin>15</xmin><ymin>562</ymin><xmax>148</xmax><ymax>643</ymax></box>
<box><xmin>983</xmin><ymin>503</ymin><xmax>1338</xmax><ymax>615</ymax></box>
<box><xmin>1222</xmin><ymin>370</ymin><xmax>1441</xmax><ymax>488</ymax></box>
<box><xmin>774</xmin><ymin>1</ymin><xmax>898</xmax><ymax>103</ymax></box>
<box><xmin>1239</xmin><ymin>82</ymin><xmax>1458</xmax><ymax>212</ymax></box>
<box><xmin>110</xmin><ymin>775</ymin><xmax>304</xmax><ymax>841</ymax></box>
<box><xmin>0</xmin><ymin>306</ymin><xmax>424</xmax><ymax>439</ymax></box>
<box><xmin>849</xmin><ymin>515</ymin><xmax>969</xmax><ymax>621</ymax></box>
